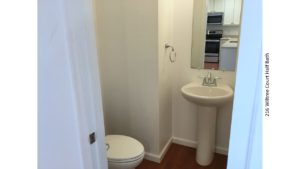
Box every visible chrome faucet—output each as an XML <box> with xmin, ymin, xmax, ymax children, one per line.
<box><xmin>202</xmin><ymin>72</ymin><xmax>217</xmax><ymax>86</ymax></box>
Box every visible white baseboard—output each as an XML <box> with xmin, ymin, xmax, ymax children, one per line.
<box><xmin>144</xmin><ymin>152</ymin><xmax>160</xmax><ymax>163</ymax></box>
<box><xmin>172</xmin><ymin>137</ymin><xmax>228</xmax><ymax>155</ymax></box>
<box><xmin>159</xmin><ymin>137</ymin><xmax>173</xmax><ymax>161</ymax></box>
<box><xmin>144</xmin><ymin>137</ymin><xmax>228</xmax><ymax>163</ymax></box>
<box><xmin>215</xmin><ymin>146</ymin><xmax>228</xmax><ymax>155</ymax></box>
<box><xmin>172</xmin><ymin>137</ymin><xmax>197</xmax><ymax>148</ymax></box>
<box><xmin>144</xmin><ymin>137</ymin><xmax>173</xmax><ymax>163</ymax></box>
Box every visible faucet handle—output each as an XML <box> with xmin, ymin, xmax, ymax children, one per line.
<box><xmin>207</xmin><ymin>72</ymin><xmax>212</xmax><ymax>77</ymax></box>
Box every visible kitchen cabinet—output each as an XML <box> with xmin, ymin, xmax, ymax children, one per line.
<box><xmin>214</xmin><ymin>0</ymin><xmax>225</xmax><ymax>12</ymax></box>
<box><xmin>233</xmin><ymin>0</ymin><xmax>242</xmax><ymax>24</ymax></box>
<box><xmin>207</xmin><ymin>0</ymin><xmax>214</xmax><ymax>12</ymax></box>
<box><xmin>207</xmin><ymin>0</ymin><xmax>242</xmax><ymax>25</ymax></box>
<box><xmin>223</xmin><ymin>0</ymin><xmax>242</xmax><ymax>25</ymax></box>
<box><xmin>219</xmin><ymin>37</ymin><xmax>239</xmax><ymax>71</ymax></box>
<box><xmin>219</xmin><ymin>47</ymin><xmax>237</xmax><ymax>71</ymax></box>
<box><xmin>207</xmin><ymin>0</ymin><xmax>225</xmax><ymax>12</ymax></box>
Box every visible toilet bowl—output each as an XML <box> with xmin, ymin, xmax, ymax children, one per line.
<box><xmin>105</xmin><ymin>135</ymin><xmax>144</xmax><ymax>169</ymax></box>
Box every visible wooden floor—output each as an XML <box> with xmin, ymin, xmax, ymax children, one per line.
<box><xmin>204</xmin><ymin>62</ymin><xmax>219</xmax><ymax>70</ymax></box>
<box><xmin>136</xmin><ymin>144</ymin><xmax>227</xmax><ymax>169</ymax></box>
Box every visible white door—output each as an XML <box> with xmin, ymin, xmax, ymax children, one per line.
<box><xmin>227</xmin><ymin>0</ymin><xmax>262</xmax><ymax>168</ymax></box>
<box><xmin>39</xmin><ymin>0</ymin><xmax>108</xmax><ymax>169</ymax></box>
<box><xmin>61</xmin><ymin>0</ymin><xmax>108</xmax><ymax>168</ymax></box>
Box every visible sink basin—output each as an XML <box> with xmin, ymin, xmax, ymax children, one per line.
<box><xmin>181</xmin><ymin>82</ymin><xmax>233</xmax><ymax>106</ymax></box>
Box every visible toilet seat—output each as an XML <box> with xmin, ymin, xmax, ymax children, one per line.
<box><xmin>105</xmin><ymin>135</ymin><xmax>144</xmax><ymax>163</ymax></box>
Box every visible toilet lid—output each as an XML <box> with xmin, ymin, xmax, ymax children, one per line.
<box><xmin>105</xmin><ymin>135</ymin><xmax>144</xmax><ymax>162</ymax></box>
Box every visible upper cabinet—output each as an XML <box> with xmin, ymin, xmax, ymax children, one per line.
<box><xmin>207</xmin><ymin>0</ymin><xmax>225</xmax><ymax>12</ymax></box>
<box><xmin>224</xmin><ymin>0</ymin><xmax>242</xmax><ymax>25</ymax></box>
<box><xmin>233</xmin><ymin>0</ymin><xmax>242</xmax><ymax>25</ymax></box>
<box><xmin>207</xmin><ymin>0</ymin><xmax>242</xmax><ymax>25</ymax></box>
<box><xmin>214</xmin><ymin>0</ymin><xmax>225</xmax><ymax>12</ymax></box>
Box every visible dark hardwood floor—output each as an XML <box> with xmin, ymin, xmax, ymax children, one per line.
<box><xmin>136</xmin><ymin>144</ymin><xmax>227</xmax><ymax>169</ymax></box>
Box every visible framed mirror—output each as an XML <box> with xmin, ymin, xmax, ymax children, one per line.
<box><xmin>191</xmin><ymin>0</ymin><xmax>242</xmax><ymax>71</ymax></box>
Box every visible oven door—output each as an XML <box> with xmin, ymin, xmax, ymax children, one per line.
<box><xmin>205</xmin><ymin>40</ymin><xmax>220</xmax><ymax>54</ymax></box>
<box><xmin>205</xmin><ymin>53</ymin><xmax>219</xmax><ymax>62</ymax></box>
<box><xmin>205</xmin><ymin>40</ymin><xmax>220</xmax><ymax>63</ymax></box>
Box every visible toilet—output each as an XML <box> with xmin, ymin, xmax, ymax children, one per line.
<box><xmin>105</xmin><ymin>135</ymin><xmax>145</xmax><ymax>169</ymax></box>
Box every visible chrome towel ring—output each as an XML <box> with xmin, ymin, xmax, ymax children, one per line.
<box><xmin>165</xmin><ymin>43</ymin><xmax>176</xmax><ymax>63</ymax></box>
<box><xmin>106</xmin><ymin>143</ymin><xmax>110</xmax><ymax>151</ymax></box>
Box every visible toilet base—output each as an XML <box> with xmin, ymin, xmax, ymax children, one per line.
<box><xmin>108</xmin><ymin>156</ymin><xmax>143</xmax><ymax>169</ymax></box>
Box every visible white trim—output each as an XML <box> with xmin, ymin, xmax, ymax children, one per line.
<box><xmin>144</xmin><ymin>137</ymin><xmax>173</xmax><ymax>163</ymax></box>
<box><xmin>172</xmin><ymin>137</ymin><xmax>197</xmax><ymax>148</ymax></box>
<box><xmin>172</xmin><ymin>137</ymin><xmax>228</xmax><ymax>155</ymax></box>
<box><xmin>159</xmin><ymin>137</ymin><xmax>173</xmax><ymax>161</ymax></box>
<box><xmin>144</xmin><ymin>152</ymin><xmax>161</xmax><ymax>163</ymax></box>
<box><xmin>215</xmin><ymin>146</ymin><xmax>228</xmax><ymax>155</ymax></box>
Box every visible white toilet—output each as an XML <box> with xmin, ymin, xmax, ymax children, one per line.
<box><xmin>105</xmin><ymin>135</ymin><xmax>145</xmax><ymax>169</ymax></box>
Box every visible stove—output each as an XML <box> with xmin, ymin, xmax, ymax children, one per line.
<box><xmin>205</xmin><ymin>30</ymin><xmax>223</xmax><ymax>63</ymax></box>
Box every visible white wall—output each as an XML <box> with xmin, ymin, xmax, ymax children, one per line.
<box><xmin>171</xmin><ymin>0</ymin><xmax>236</xmax><ymax>154</ymax></box>
<box><xmin>95</xmin><ymin>0</ymin><xmax>161</xmax><ymax>155</ymax></box>
<box><xmin>95</xmin><ymin>0</ymin><xmax>234</xmax><ymax>159</ymax></box>
<box><xmin>207</xmin><ymin>25</ymin><xmax>240</xmax><ymax>36</ymax></box>
<box><xmin>95</xmin><ymin>0</ymin><xmax>130</xmax><ymax>135</ymax></box>
<box><xmin>95</xmin><ymin>0</ymin><xmax>175</xmax><ymax>158</ymax></box>
<box><xmin>222</xmin><ymin>26</ymin><xmax>240</xmax><ymax>36</ymax></box>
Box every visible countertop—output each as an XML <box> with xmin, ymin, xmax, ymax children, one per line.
<box><xmin>220</xmin><ymin>37</ymin><xmax>238</xmax><ymax>48</ymax></box>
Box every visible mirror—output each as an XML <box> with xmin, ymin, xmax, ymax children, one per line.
<box><xmin>191</xmin><ymin>0</ymin><xmax>242</xmax><ymax>71</ymax></box>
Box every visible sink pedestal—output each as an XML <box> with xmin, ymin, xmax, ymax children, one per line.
<box><xmin>181</xmin><ymin>82</ymin><xmax>233</xmax><ymax>166</ymax></box>
<box><xmin>196</xmin><ymin>106</ymin><xmax>217</xmax><ymax>166</ymax></box>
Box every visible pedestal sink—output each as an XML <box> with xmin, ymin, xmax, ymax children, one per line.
<box><xmin>181</xmin><ymin>82</ymin><xmax>233</xmax><ymax>166</ymax></box>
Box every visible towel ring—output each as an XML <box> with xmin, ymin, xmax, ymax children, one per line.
<box><xmin>106</xmin><ymin>143</ymin><xmax>110</xmax><ymax>150</ymax></box>
<box><xmin>165</xmin><ymin>44</ymin><xmax>176</xmax><ymax>63</ymax></box>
